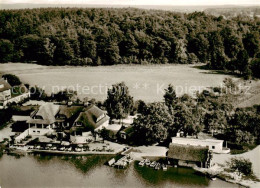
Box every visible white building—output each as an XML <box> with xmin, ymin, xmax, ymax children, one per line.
<box><xmin>171</xmin><ymin>137</ymin><xmax>230</xmax><ymax>154</ymax></box>
<box><xmin>0</xmin><ymin>78</ymin><xmax>30</xmax><ymax>109</ymax></box>
<box><xmin>0</xmin><ymin>78</ymin><xmax>12</xmax><ymax>108</ymax></box>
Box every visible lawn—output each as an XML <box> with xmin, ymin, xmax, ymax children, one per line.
<box><xmin>0</xmin><ymin>63</ymin><xmax>235</xmax><ymax>102</ymax></box>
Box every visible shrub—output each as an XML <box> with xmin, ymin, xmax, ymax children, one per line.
<box><xmin>227</xmin><ymin>157</ymin><xmax>253</xmax><ymax>176</ymax></box>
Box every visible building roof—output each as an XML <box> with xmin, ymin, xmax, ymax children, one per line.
<box><xmin>0</xmin><ymin>78</ymin><xmax>12</xmax><ymax>92</ymax></box>
<box><xmin>73</xmin><ymin>105</ymin><xmax>110</xmax><ymax>131</ymax></box>
<box><xmin>87</xmin><ymin>105</ymin><xmax>105</xmax><ymax>120</ymax></box>
<box><xmin>167</xmin><ymin>143</ymin><xmax>209</xmax><ymax>162</ymax></box>
<box><xmin>12</xmin><ymin>115</ymin><xmax>31</xmax><ymax>122</ymax></box>
<box><xmin>172</xmin><ymin>137</ymin><xmax>224</xmax><ymax>145</ymax></box>
<box><xmin>106</xmin><ymin>124</ymin><xmax>122</xmax><ymax>132</ymax></box>
<box><xmin>120</xmin><ymin>125</ymin><xmax>134</xmax><ymax>135</ymax></box>
<box><xmin>27</xmin><ymin>103</ymin><xmax>60</xmax><ymax>125</ymax></box>
<box><xmin>58</xmin><ymin>105</ymin><xmax>83</xmax><ymax>119</ymax></box>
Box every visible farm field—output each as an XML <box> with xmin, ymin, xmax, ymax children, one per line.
<box><xmin>0</xmin><ymin>63</ymin><xmax>236</xmax><ymax>102</ymax></box>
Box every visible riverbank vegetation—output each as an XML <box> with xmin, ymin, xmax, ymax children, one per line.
<box><xmin>0</xmin><ymin>8</ymin><xmax>259</xmax><ymax>78</ymax></box>
<box><xmin>112</xmin><ymin>79</ymin><xmax>260</xmax><ymax>150</ymax></box>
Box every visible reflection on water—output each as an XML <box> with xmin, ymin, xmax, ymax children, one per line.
<box><xmin>34</xmin><ymin>154</ymin><xmax>113</xmax><ymax>175</ymax></box>
<box><xmin>0</xmin><ymin>154</ymin><xmax>238</xmax><ymax>188</ymax></box>
<box><xmin>134</xmin><ymin>162</ymin><xmax>209</xmax><ymax>187</ymax></box>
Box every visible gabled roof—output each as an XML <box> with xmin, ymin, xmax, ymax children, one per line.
<box><xmin>167</xmin><ymin>143</ymin><xmax>209</xmax><ymax>162</ymax></box>
<box><xmin>73</xmin><ymin>105</ymin><xmax>109</xmax><ymax>131</ymax></box>
<box><xmin>120</xmin><ymin>126</ymin><xmax>134</xmax><ymax>134</ymax></box>
<box><xmin>58</xmin><ymin>105</ymin><xmax>83</xmax><ymax>119</ymax></box>
<box><xmin>87</xmin><ymin>105</ymin><xmax>105</xmax><ymax>120</ymax></box>
<box><xmin>27</xmin><ymin>103</ymin><xmax>60</xmax><ymax>125</ymax></box>
<box><xmin>0</xmin><ymin>78</ymin><xmax>12</xmax><ymax>92</ymax></box>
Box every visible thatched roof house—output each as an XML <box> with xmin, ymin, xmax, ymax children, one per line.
<box><xmin>27</xmin><ymin>103</ymin><xmax>60</xmax><ymax>125</ymax></box>
<box><xmin>167</xmin><ymin>143</ymin><xmax>209</xmax><ymax>163</ymax></box>
<box><xmin>72</xmin><ymin>105</ymin><xmax>110</xmax><ymax>132</ymax></box>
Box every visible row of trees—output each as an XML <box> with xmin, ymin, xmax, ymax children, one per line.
<box><xmin>0</xmin><ymin>8</ymin><xmax>259</xmax><ymax>77</ymax></box>
<box><xmin>104</xmin><ymin>80</ymin><xmax>260</xmax><ymax>146</ymax></box>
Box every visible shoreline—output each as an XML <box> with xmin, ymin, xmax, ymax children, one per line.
<box><xmin>5</xmin><ymin>146</ymin><xmax>259</xmax><ymax>188</ymax></box>
<box><xmin>193</xmin><ymin>165</ymin><xmax>260</xmax><ymax>188</ymax></box>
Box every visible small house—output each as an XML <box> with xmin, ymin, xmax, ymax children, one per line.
<box><xmin>0</xmin><ymin>78</ymin><xmax>30</xmax><ymax>109</ymax></box>
<box><xmin>119</xmin><ymin>126</ymin><xmax>134</xmax><ymax>140</ymax></box>
<box><xmin>0</xmin><ymin>78</ymin><xmax>12</xmax><ymax>108</ymax></box>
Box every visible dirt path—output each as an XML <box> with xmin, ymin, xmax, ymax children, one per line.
<box><xmin>0</xmin><ymin>124</ymin><xmax>14</xmax><ymax>142</ymax></box>
<box><xmin>212</xmin><ymin>145</ymin><xmax>260</xmax><ymax>179</ymax></box>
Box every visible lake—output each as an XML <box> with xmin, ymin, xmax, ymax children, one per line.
<box><xmin>0</xmin><ymin>63</ymin><xmax>234</xmax><ymax>102</ymax></box>
<box><xmin>0</xmin><ymin>154</ymin><xmax>238</xmax><ymax>188</ymax></box>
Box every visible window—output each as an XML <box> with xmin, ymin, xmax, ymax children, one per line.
<box><xmin>212</xmin><ymin>146</ymin><xmax>215</xmax><ymax>149</ymax></box>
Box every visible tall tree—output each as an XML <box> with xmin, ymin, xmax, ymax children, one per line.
<box><xmin>0</xmin><ymin>39</ymin><xmax>13</xmax><ymax>62</ymax></box>
<box><xmin>163</xmin><ymin>84</ymin><xmax>177</xmax><ymax>110</ymax></box>
<box><xmin>105</xmin><ymin>82</ymin><xmax>133</xmax><ymax>120</ymax></box>
<box><xmin>243</xmin><ymin>32</ymin><xmax>260</xmax><ymax>58</ymax></box>
<box><xmin>132</xmin><ymin>102</ymin><xmax>172</xmax><ymax>145</ymax></box>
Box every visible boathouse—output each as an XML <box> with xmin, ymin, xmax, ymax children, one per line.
<box><xmin>167</xmin><ymin>143</ymin><xmax>212</xmax><ymax>168</ymax></box>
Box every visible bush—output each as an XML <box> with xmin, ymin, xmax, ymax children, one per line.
<box><xmin>2</xmin><ymin>74</ymin><xmax>21</xmax><ymax>86</ymax></box>
<box><xmin>227</xmin><ymin>157</ymin><xmax>253</xmax><ymax>176</ymax></box>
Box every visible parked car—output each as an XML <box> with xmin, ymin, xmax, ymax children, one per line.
<box><xmin>145</xmin><ymin>159</ymin><xmax>151</xmax><ymax>166</ymax></box>
<box><xmin>150</xmin><ymin>161</ymin><xmax>156</xmax><ymax>168</ymax></box>
<box><xmin>138</xmin><ymin>160</ymin><xmax>145</xmax><ymax>167</ymax></box>
<box><xmin>155</xmin><ymin>163</ymin><xmax>161</xmax><ymax>170</ymax></box>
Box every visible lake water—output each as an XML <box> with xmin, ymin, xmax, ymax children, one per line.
<box><xmin>0</xmin><ymin>154</ymin><xmax>238</xmax><ymax>188</ymax></box>
<box><xmin>0</xmin><ymin>63</ymin><xmax>234</xmax><ymax>102</ymax></box>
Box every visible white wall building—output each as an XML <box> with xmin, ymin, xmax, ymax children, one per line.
<box><xmin>171</xmin><ymin>137</ymin><xmax>230</xmax><ymax>154</ymax></box>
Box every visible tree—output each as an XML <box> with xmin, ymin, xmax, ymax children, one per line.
<box><xmin>236</xmin><ymin>50</ymin><xmax>250</xmax><ymax>75</ymax></box>
<box><xmin>136</xmin><ymin>100</ymin><xmax>147</xmax><ymax>114</ymax></box>
<box><xmin>30</xmin><ymin>86</ymin><xmax>47</xmax><ymax>100</ymax></box>
<box><xmin>53</xmin><ymin>89</ymin><xmax>77</xmax><ymax>102</ymax></box>
<box><xmin>99</xmin><ymin>128</ymin><xmax>110</xmax><ymax>142</ymax></box>
<box><xmin>132</xmin><ymin>102</ymin><xmax>172</xmax><ymax>145</ymax></box>
<box><xmin>53</xmin><ymin>38</ymin><xmax>74</xmax><ymax>65</ymax></box>
<box><xmin>227</xmin><ymin>157</ymin><xmax>253</xmax><ymax>176</ymax></box>
<box><xmin>173</xmin><ymin>103</ymin><xmax>197</xmax><ymax>137</ymax></box>
<box><xmin>163</xmin><ymin>84</ymin><xmax>177</xmax><ymax>110</ymax></box>
<box><xmin>79</xmin><ymin>34</ymin><xmax>97</xmax><ymax>60</ymax></box>
<box><xmin>243</xmin><ymin>32</ymin><xmax>260</xmax><ymax>58</ymax></box>
<box><xmin>2</xmin><ymin>74</ymin><xmax>21</xmax><ymax>86</ymax></box>
<box><xmin>0</xmin><ymin>39</ymin><xmax>13</xmax><ymax>62</ymax></box>
<box><xmin>208</xmin><ymin>31</ymin><xmax>227</xmax><ymax>69</ymax></box>
<box><xmin>251</xmin><ymin>58</ymin><xmax>260</xmax><ymax>78</ymax></box>
<box><xmin>105</xmin><ymin>82</ymin><xmax>133</xmax><ymax>120</ymax></box>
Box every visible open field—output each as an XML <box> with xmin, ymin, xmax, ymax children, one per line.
<box><xmin>0</xmin><ymin>63</ymin><xmax>237</xmax><ymax>102</ymax></box>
